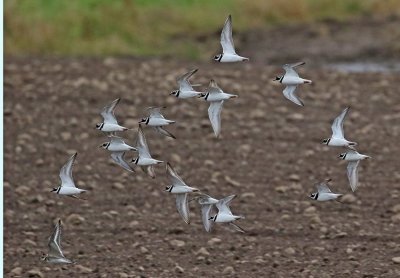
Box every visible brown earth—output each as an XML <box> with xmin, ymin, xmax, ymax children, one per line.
<box><xmin>240</xmin><ymin>14</ymin><xmax>400</xmax><ymax>65</ymax></box>
<box><xmin>4</xmin><ymin>17</ymin><xmax>400</xmax><ymax>278</ymax></box>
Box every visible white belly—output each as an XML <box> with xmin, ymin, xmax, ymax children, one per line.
<box><xmin>220</xmin><ymin>54</ymin><xmax>248</xmax><ymax>62</ymax></box>
<box><xmin>215</xmin><ymin>213</ymin><xmax>240</xmax><ymax>223</ymax></box>
<box><xmin>108</xmin><ymin>143</ymin><xmax>135</xmax><ymax>152</ymax></box>
<box><xmin>170</xmin><ymin>186</ymin><xmax>198</xmax><ymax>194</ymax></box>
<box><xmin>148</xmin><ymin>118</ymin><xmax>173</xmax><ymax>126</ymax></box>
<box><xmin>179</xmin><ymin>90</ymin><xmax>201</xmax><ymax>99</ymax></box>
<box><xmin>344</xmin><ymin>153</ymin><xmax>368</xmax><ymax>161</ymax></box>
<box><xmin>46</xmin><ymin>256</ymin><xmax>73</xmax><ymax>264</ymax></box>
<box><xmin>329</xmin><ymin>138</ymin><xmax>352</xmax><ymax>147</ymax></box>
<box><xmin>137</xmin><ymin>157</ymin><xmax>162</xmax><ymax>166</ymax></box>
<box><xmin>102</xmin><ymin>123</ymin><xmax>127</xmax><ymax>132</ymax></box>
<box><xmin>282</xmin><ymin>76</ymin><xmax>311</xmax><ymax>85</ymax></box>
<box><xmin>318</xmin><ymin>193</ymin><xmax>342</xmax><ymax>201</ymax></box>
<box><xmin>58</xmin><ymin>187</ymin><xmax>84</xmax><ymax>195</ymax></box>
<box><xmin>207</xmin><ymin>93</ymin><xmax>236</xmax><ymax>102</ymax></box>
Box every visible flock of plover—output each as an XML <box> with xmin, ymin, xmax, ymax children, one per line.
<box><xmin>40</xmin><ymin>15</ymin><xmax>370</xmax><ymax>264</ymax></box>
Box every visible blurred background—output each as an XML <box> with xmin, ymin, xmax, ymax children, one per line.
<box><xmin>5</xmin><ymin>0</ymin><xmax>400</xmax><ymax>63</ymax></box>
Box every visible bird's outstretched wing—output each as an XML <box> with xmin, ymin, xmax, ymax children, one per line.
<box><xmin>347</xmin><ymin>160</ymin><xmax>360</xmax><ymax>192</ymax></box>
<box><xmin>332</xmin><ymin>107</ymin><xmax>350</xmax><ymax>139</ymax></box>
<box><xmin>177</xmin><ymin>69</ymin><xmax>198</xmax><ymax>91</ymax></box>
<box><xmin>111</xmin><ymin>152</ymin><xmax>135</xmax><ymax>172</ymax></box>
<box><xmin>208</xmin><ymin>100</ymin><xmax>224</xmax><ymax>137</ymax></box>
<box><xmin>283</xmin><ymin>85</ymin><xmax>303</xmax><ymax>106</ymax></box>
<box><xmin>101</xmin><ymin>98</ymin><xmax>120</xmax><ymax>125</ymax></box>
<box><xmin>59</xmin><ymin>153</ymin><xmax>77</xmax><ymax>188</ymax></box>
<box><xmin>220</xmin><ymin>15</ymin><xmax>236</xmax><ymax>55</ymax></box>
<box><xmin>166</xmin><ymin>162</ymin><xmax>187</xmax><ymax>187</ymax></box>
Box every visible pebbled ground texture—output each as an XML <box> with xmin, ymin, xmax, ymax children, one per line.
<box><xmin>4</xmin><ymin>26</ymin><xmax>400</xmax><ymax>278</ymax></box>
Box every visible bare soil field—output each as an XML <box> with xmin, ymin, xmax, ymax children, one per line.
<box><xmin>4</xmin><ymin>16</ymin><xmax>400</xmax><ymax>278</ymax></box>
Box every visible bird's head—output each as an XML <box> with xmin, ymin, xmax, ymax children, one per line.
<box><xmin>321</xmin><ymin>139</ymin><xmax>330</xmax><ymax>145</ymax></box>
<box><xmin>99</xmin><ymin>142</ymin><xmax>109</xmax><ymax>149</ymax></box>
<box><xmin>213</xmin><ymin>54</ymin><xmax>222</xmax><ymax>61</ymax></box>
<box><xmin>208</xmin><ymin>215</ymin><xmax>216</xmax><ymax>221</ymax></box>
<box><xmin>139</xmin><ymin>118</ymin><xmax>148</xmax><ymax>124</ymax></box>
<box><xmin>310</xmin><ymin>193</ymin><xmax>317</xmax><ymax>200</ymax></box>
<box><xmin>170</xmin><ymin>90</ymin><xmax>179</xmax><ymax>96</ymax></box>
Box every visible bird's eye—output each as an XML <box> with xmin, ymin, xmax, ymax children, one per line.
<box><xmin>165</xmin><ymin>187</ymin><xmax>169</xmax><ymax>190</ymax></box>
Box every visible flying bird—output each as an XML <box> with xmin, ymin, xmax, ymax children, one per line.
<box><xmin>51</xmin><ymin>153</ymin><xmax>87</xmax><ymax>199</ymax></box>
<box><xmin>200</xmin><ymin>79</ymin><xmax>238</xmax><ymax>137</ymax></box>
<box><xmin>209</xmin><ymin>195</ymin><xmax>245</xmax><ymax>233</ymax></box>
<box><xmin>99</xmin><ymin>135</ymin><xmax>136</xmax><ymax>172</ymax></box>
<box><xmin>40</xmin><ymin>220</ymin><xmax>74</xmax><ymax>264</ymax></box>
<box><xmin>165</xmin><ymin>162</ymin><xmax>200</xmax><ymax>224</ymax></box>
<box><xmin>310</xmin><ymin>179</ymin><xmax>342</xmax><ymax>201</ymax></box>
<box><xmin>339</xmin><ymin>147</ymin><xmax>370</xmax><ymax>191</ymax></box>
<box><xmin>170</xmin><ymin>69</ymin><xmax>203</xmax><ymax>99</ymax></box>
<box><xmin>193</xmin><ymin>194</ymin><xmax>219</xmax><ymax>232</ymax></box>
<box><xmin>139</xmin><ymin>107</ymin><xmax>176</xmax><ymax>139</ymax></box>
<box><xmin>274</xmin><ymin>62</ymin><xmax>312</xmax><ymax>106</ymax></box>
<box><xmin>96</xmin><ymin>98</ymin><xmax>130</xmax><ymax>133</ymax></box>
<box><xmin>214</xmin><ymin>15</ymin><xmax>249</xmax><ymax>62</ymax></box>
<box><xmin>99</xmin><ymin>134</ymin><xmax>137</xmax><ymax>152</ymax></box>
<box><xmin>322</xmin><ymin>107</ymin><xmax>357</xmax><ymax>147</ymax></box>
<box><xmin>131</xmin><ymin>125</ymin><xmax>163</xmax><ymax>178</ymax></box>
